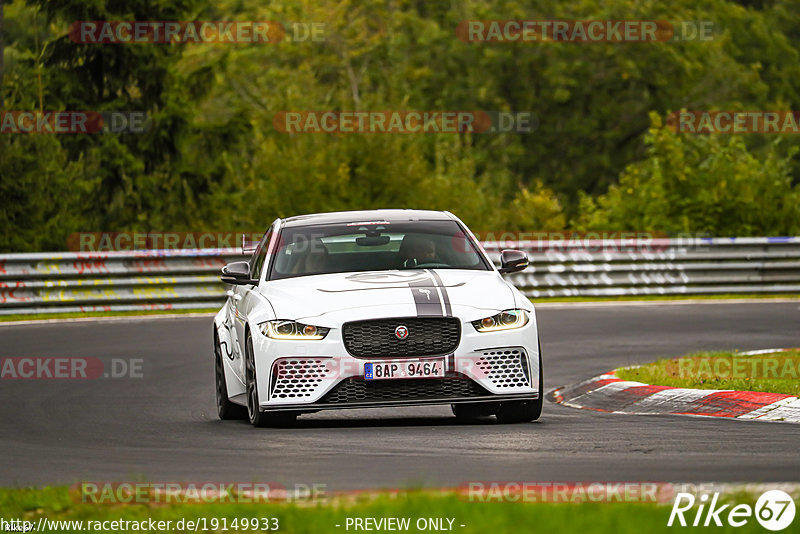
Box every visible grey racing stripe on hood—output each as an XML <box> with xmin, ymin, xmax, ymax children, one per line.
<box><xmin>427</xmin><ymin>269</ymin><xmax>452</xmax><ymax>316</ymax></box>
<box><xmin>408</xmin><ymin>273</ymin><xmax>445</xmax><ymax>316</ymax></box>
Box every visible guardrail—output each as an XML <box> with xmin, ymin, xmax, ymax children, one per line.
<box><xmin>1</xmin><ymin>237</ymin><xmax>798</xmax><ymax>315</ymax></box>
<box><xmin>488</xmin><ymin>236</ymin><xmax>800</xmax><ymax>298</ymax></box>
<box><xmin>0</xmin><ymin>248</ymin><xmax>244</xmax><ymax>316</ymax></box>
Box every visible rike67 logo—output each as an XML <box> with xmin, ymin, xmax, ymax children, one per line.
<box><xmin>668</xmin><ymin>490</ymin><xmax>795</xmax><ymax>531</ymax></box>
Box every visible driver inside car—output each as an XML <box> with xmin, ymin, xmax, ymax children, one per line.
<box><xmin>398</xmin><ymin>235</ymin><xmax>437</xmax><ymax>268</ymax></box>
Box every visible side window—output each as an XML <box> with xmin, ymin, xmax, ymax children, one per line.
<box><xmin>249</xmin><ymin>228</ymin><xmax>274</xmax><ymax>281</ymax></box>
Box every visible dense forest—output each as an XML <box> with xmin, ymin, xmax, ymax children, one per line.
<box><xmin>1</xmin><ymin>0</ymin><xmax>800</xmax><ymax>252</ymax></box>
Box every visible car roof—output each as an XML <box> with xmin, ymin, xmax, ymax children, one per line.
<box><xmin>281</xmin><ymin>209</ymin><xmax>455</xmax><ymax>228</ymax></box>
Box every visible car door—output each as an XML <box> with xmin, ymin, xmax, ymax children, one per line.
<box><xmin>232</xmin><ymin>224</ymin><xmax>276</xmax><ymax>379</ymax></box>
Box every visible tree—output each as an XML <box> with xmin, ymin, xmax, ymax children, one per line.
<box><xmin>576</xmin><ymin>113</ymin><xmax>800</xmax><ymax>236</ymax></box>
<box><xmin>1</xmin><ymin>1</ymin><xmax>5</xmax><ymax>105</ymax></box>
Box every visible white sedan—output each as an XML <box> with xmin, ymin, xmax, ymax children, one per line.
<box><xmin>213</xmin><ymin>210</ymin><xmax>542</xmax><ymax>427</ymax></box>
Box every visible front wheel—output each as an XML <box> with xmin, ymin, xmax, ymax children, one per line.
<box><xmin>215</xmin><ymin>329</ymin><xmax>247</xmax><ymax>420</ymax></box>
<box><xmin>245</xmin><ymin>331</ymin><xmax>297</xmax><ymax>428</ymax></box>
<box><xmin>495</xmin><ymin>399</ymin><xmax>542</xmax><ymax>423</ymax></box>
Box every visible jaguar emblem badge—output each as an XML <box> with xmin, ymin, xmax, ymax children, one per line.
<box><xmin>395</xmin><ymin>325</ymin><xmax>409</xmax><ymax>340</ymax></box>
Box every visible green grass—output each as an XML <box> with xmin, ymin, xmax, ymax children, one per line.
<box><xmin>616</xmin><ymin>350</ymin><xmax>800</xmax><ymax>395</ymax></box>
<box><xmin>0</xmin><ymin>308</ymin><xmax>216</xmax><ymax>322</ymax></box>
<box><xmin>0</xmin><ymin>487</ymin><xmax>784</xmax><ymax>534</ymax></box>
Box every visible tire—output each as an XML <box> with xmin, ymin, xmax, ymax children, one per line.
<box><xmin>451</xmin><ymin>402</ymin><xmax>496</xmax><ymax>421</ymax></box>
<box><xmin>495</xmin><ymin>341</ymin><xmax>544</xmax><ymax>424</ymax></box>
<box><xmin>245</xmin><ymin>330</ymin><xmax>297</xmax><ymax>428</ymax></box>
<box><xmin>215</xmin><ymin>329</ymin><xmax>247</xmax><ymax>420</ymax></box>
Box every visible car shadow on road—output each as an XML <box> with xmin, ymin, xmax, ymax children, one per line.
<box><xmin>218</xmin><ymin>415</ymin><xmax>544</xmax><ymax>430</ymax></box>
<box><xmin>293</xmin><ymin>416</ymin><xmax>501</xmax><ymax>429</ymax></box>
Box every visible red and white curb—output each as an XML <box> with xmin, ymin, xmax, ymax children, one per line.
<box><xmin>551</xmin><ymin>349</ymin><xmax>800</xmax><ymax>423</ymax></box>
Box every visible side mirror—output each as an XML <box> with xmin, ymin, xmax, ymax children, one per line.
<box><xmin>498</xmin><ymin>249</ymin><xmax>529</xmax><ymax>274</ymax></box>
<box><xmin>221</xmin><ymin>261</ymin><xmax>257</xmax><ymax>285</ymax></box>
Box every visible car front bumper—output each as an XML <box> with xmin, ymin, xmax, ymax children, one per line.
<box><xmin>251</xmin><ymin>317</ymin><xmax>540</xmax><ymax>412</ymax></box>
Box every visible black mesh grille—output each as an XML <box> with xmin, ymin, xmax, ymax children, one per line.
<box><xmin>475</xmin><ymin>349</ymin><xmax>531</xmax><ymax>389</ymax></box>
<box><xmin>342</xmin><ymin>317</ymin><xmax>460</xmax><ymax>358</ymax></box>
<box><xmin>320</xmin><ymin>376</ymin><xmax>489</xmax><ymax>404</ymax></box>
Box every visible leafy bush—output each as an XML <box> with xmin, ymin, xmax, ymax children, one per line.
<box><xmin>576</xmin><ymin>112</ymin><xmax>800</xmax><ymax>236</ymax></box>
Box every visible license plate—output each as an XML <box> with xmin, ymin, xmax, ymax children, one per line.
<box><xmin>364</xmin><ymin>359</ymin><xmax>445</xmax><ymax>380</ymax></box>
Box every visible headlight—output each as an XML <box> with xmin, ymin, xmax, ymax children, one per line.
<box><xmin>259</xmin><ymin>320</ymin><xmax>330</xmax><ymax>340</ymax></box>
<box><xmin>471</xmin><ymin>309</ymin><xmax>529</xmax><ymax>332</ymax></box>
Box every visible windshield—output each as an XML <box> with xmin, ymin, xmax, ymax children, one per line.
<box><xmin>268</xmin><ymin>220</ymin><xmax>491</xmax><ymax>280</ymax></box>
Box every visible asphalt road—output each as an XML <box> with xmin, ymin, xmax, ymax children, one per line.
<box><xmin>1</xmin><ymin>301</ymin><xmax>799</xmax><ymax>490</ymax></box>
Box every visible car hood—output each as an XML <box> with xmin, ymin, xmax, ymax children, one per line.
<box><xmin>260</xmin><ymin>269</ymin><xmax>516</xmax><ymax>324</ymax></box>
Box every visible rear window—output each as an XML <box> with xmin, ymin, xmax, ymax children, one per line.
<box><xmin>268</xmin><ymin>220</ymin><xmax>490</xmax><ymax>280</ymax></box>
